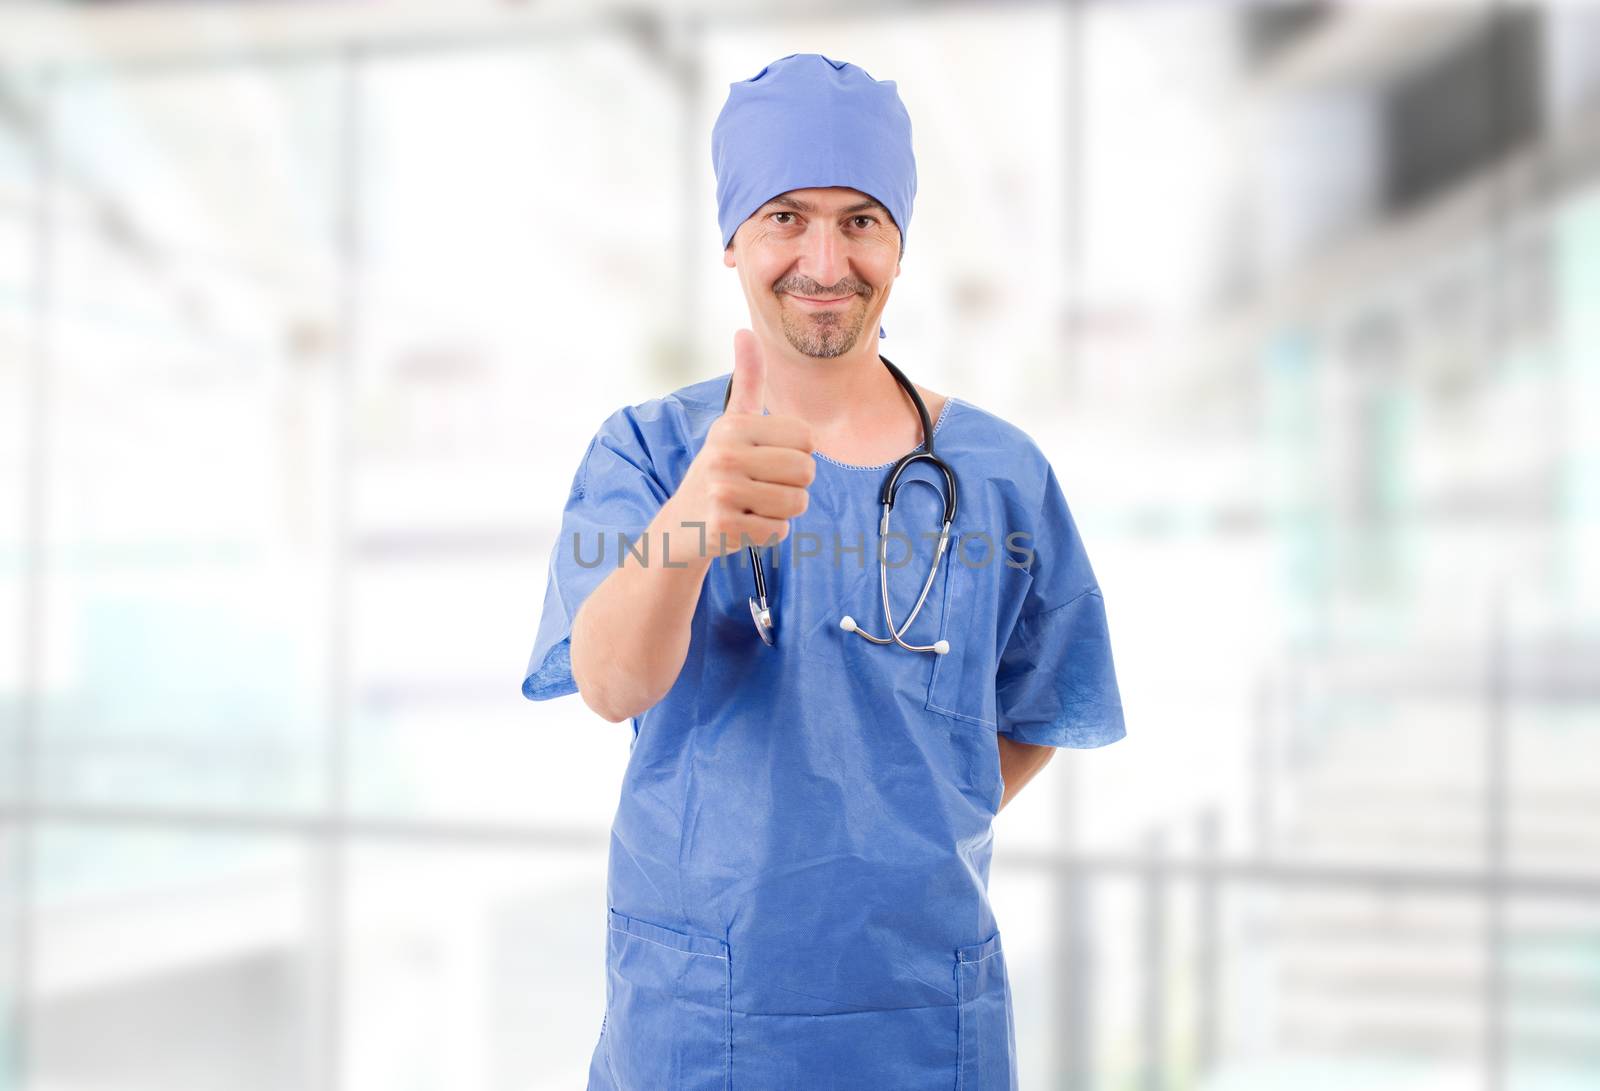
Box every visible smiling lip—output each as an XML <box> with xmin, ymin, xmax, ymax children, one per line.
<box><xmin>790</xmin><ymin>294</ymin><xmax>853</xmax><ymax>306</ymax></box>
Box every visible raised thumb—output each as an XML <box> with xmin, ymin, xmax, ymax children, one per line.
<box><xmin>725</xmin><ymin>329</ymin><xmax>766</xmax><ymax>416</ymax></box>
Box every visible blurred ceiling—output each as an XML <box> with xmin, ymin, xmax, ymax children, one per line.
<box><xmin>0</xmin><ymin>0</ymin><xmax>689</xmax><ymax>69</ymax></box>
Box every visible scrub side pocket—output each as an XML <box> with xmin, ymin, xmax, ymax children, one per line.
<box><xmin>925</xmin><ymin>534</ymin><xmax>1001</xmax><ymax>728</ymax></box>
<box><xmin>605</xmin><ymin>908</ymin><xmax>731</xmax><ymax>1091</ymax></box>
<box><xmin>955</xmin><ymin>932</ymin><xmax>1019</xmax><ymax>1091</ymax></box>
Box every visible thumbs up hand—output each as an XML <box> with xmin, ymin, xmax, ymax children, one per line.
<box><xmin>671</xmin><ymin>330</ymin><xmax>817</xmax><ymax>559</ymax></box>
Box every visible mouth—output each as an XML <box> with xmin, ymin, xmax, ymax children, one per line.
<box><xmin>788</xmin><ymin>293</ymin><xmax>855</xmax><ymax>307</ymax></box>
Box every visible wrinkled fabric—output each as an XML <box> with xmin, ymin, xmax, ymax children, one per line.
<box><xmin>524</xmin><ymin>374</ymin><xmax>1127</xmax><ymax>1090</ymax></box>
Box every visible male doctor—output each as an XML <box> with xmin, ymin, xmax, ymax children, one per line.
<box><xmin>524</xmin><ymin>52</ymin><xmax>1126</xmax><ymax>1091</ymax></box>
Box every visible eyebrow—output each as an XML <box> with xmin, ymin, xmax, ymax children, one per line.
<box><xmin>760</xmin><ymin>195</ymin><xmax>890</xmax><ymax>217</ymax></box>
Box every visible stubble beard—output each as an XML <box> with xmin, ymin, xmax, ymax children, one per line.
<box><xmin>777</xmin><ymin>296</ymin><xmax>870</xmax><ymax>359</ymax></box>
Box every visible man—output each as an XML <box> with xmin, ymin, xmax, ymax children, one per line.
<box><xmin>523</xmin><ymin>52</ymin><xmax>1126</xmax><ymax>1091</ymax></box>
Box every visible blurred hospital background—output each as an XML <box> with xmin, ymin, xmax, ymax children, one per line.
<box><xmin>1</xmin><ymin>1</ymin><xmax>1598</xmax><ymax>1088</ymax></box>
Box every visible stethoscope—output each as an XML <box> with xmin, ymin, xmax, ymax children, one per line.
<box><xmin>720</xmin><ymin>354</ymin><xmax>959</xmax><ymax>654</ymax></box>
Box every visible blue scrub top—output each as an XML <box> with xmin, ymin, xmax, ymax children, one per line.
<box><xmin>524</xmin><ymin>373</ymin><xmax>1126</xmax><ymax>1091</ymax></box>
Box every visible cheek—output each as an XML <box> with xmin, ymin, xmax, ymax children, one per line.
<box><xmin>860</xmin><ymin>245</ymin><xmax>899</xmax><ymax>284</ymax></box>
<box><xmin>752</xmin><ymin>260</ymin><xmax>791</xmax><ymax>294</ymax></box>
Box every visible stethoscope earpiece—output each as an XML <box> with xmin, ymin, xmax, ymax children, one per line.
<box><xmin>840</xmin><ymin>612</ymin><xmax>949</xmax><ymax>654</ymax></box>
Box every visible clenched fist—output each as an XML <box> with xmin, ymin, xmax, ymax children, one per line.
<box><xmin>668</xmin><ymin>329</ymin><xmax>816</xmax><ymax>560</ymax></box>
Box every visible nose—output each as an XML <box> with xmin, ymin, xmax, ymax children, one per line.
<box><xmin>798</xmin><ymin>222</ymin><xmax>849</xmax><ymax>293</ymax></box>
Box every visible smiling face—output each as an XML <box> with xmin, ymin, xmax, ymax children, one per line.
<box><xmin>723</xmin><ymin>186</ymin><xmax>902</xmax><ymax>359</ymax></box>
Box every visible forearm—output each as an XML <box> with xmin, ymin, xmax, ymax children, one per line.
<box><xmin>996</xmin><ymin>734</ymin><xmax>1054</xmax><ymax>812</ymax></box>
<box><xmin>570</xmin><ymin>497</ymin><xmax>714</xmax><ymax>722</ymax></box>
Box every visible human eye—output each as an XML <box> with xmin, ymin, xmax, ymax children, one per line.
<box><xmin>770</xmin><ymin>211</ymin><xmax>798</xmax><ymax>225</ymax></box>
<box><xmin>850</xmin><ymin>215</ymin><xmax>877</xmax><ymax>229</ymax></box>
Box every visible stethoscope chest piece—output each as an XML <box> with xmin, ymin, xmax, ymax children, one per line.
<box><xmin>749</xmin><ymin>595</ymin><xmax>775</xmax><ymax>646</ymax></box>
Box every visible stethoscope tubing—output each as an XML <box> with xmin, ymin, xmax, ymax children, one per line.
<box><xmin>720</xmin><ymin>354</ymin><xmax>959</xmax><ymax>653</ymax></box>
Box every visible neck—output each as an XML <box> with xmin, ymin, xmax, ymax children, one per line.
<box><xmin>755</xmin><ymin>332</ymin><xmax>898</xmax><ymax>429</ymax></box>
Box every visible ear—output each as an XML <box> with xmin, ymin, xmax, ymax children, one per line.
<box><xmin>723</xmin><ymin>243</ymin><xmax>736</xmax><ymax>269</ymax></box>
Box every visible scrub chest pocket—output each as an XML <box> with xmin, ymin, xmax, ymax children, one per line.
<box><xmin>926</xmin><ymin>530</ymin><xmax>1012</xmax><ymax>729</ymax></box>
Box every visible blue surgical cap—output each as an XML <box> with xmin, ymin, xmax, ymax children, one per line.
<box><xmin>711</xmin><ymin>53</ymin><xmax>917</xmax><ymax>258</ymax></box>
